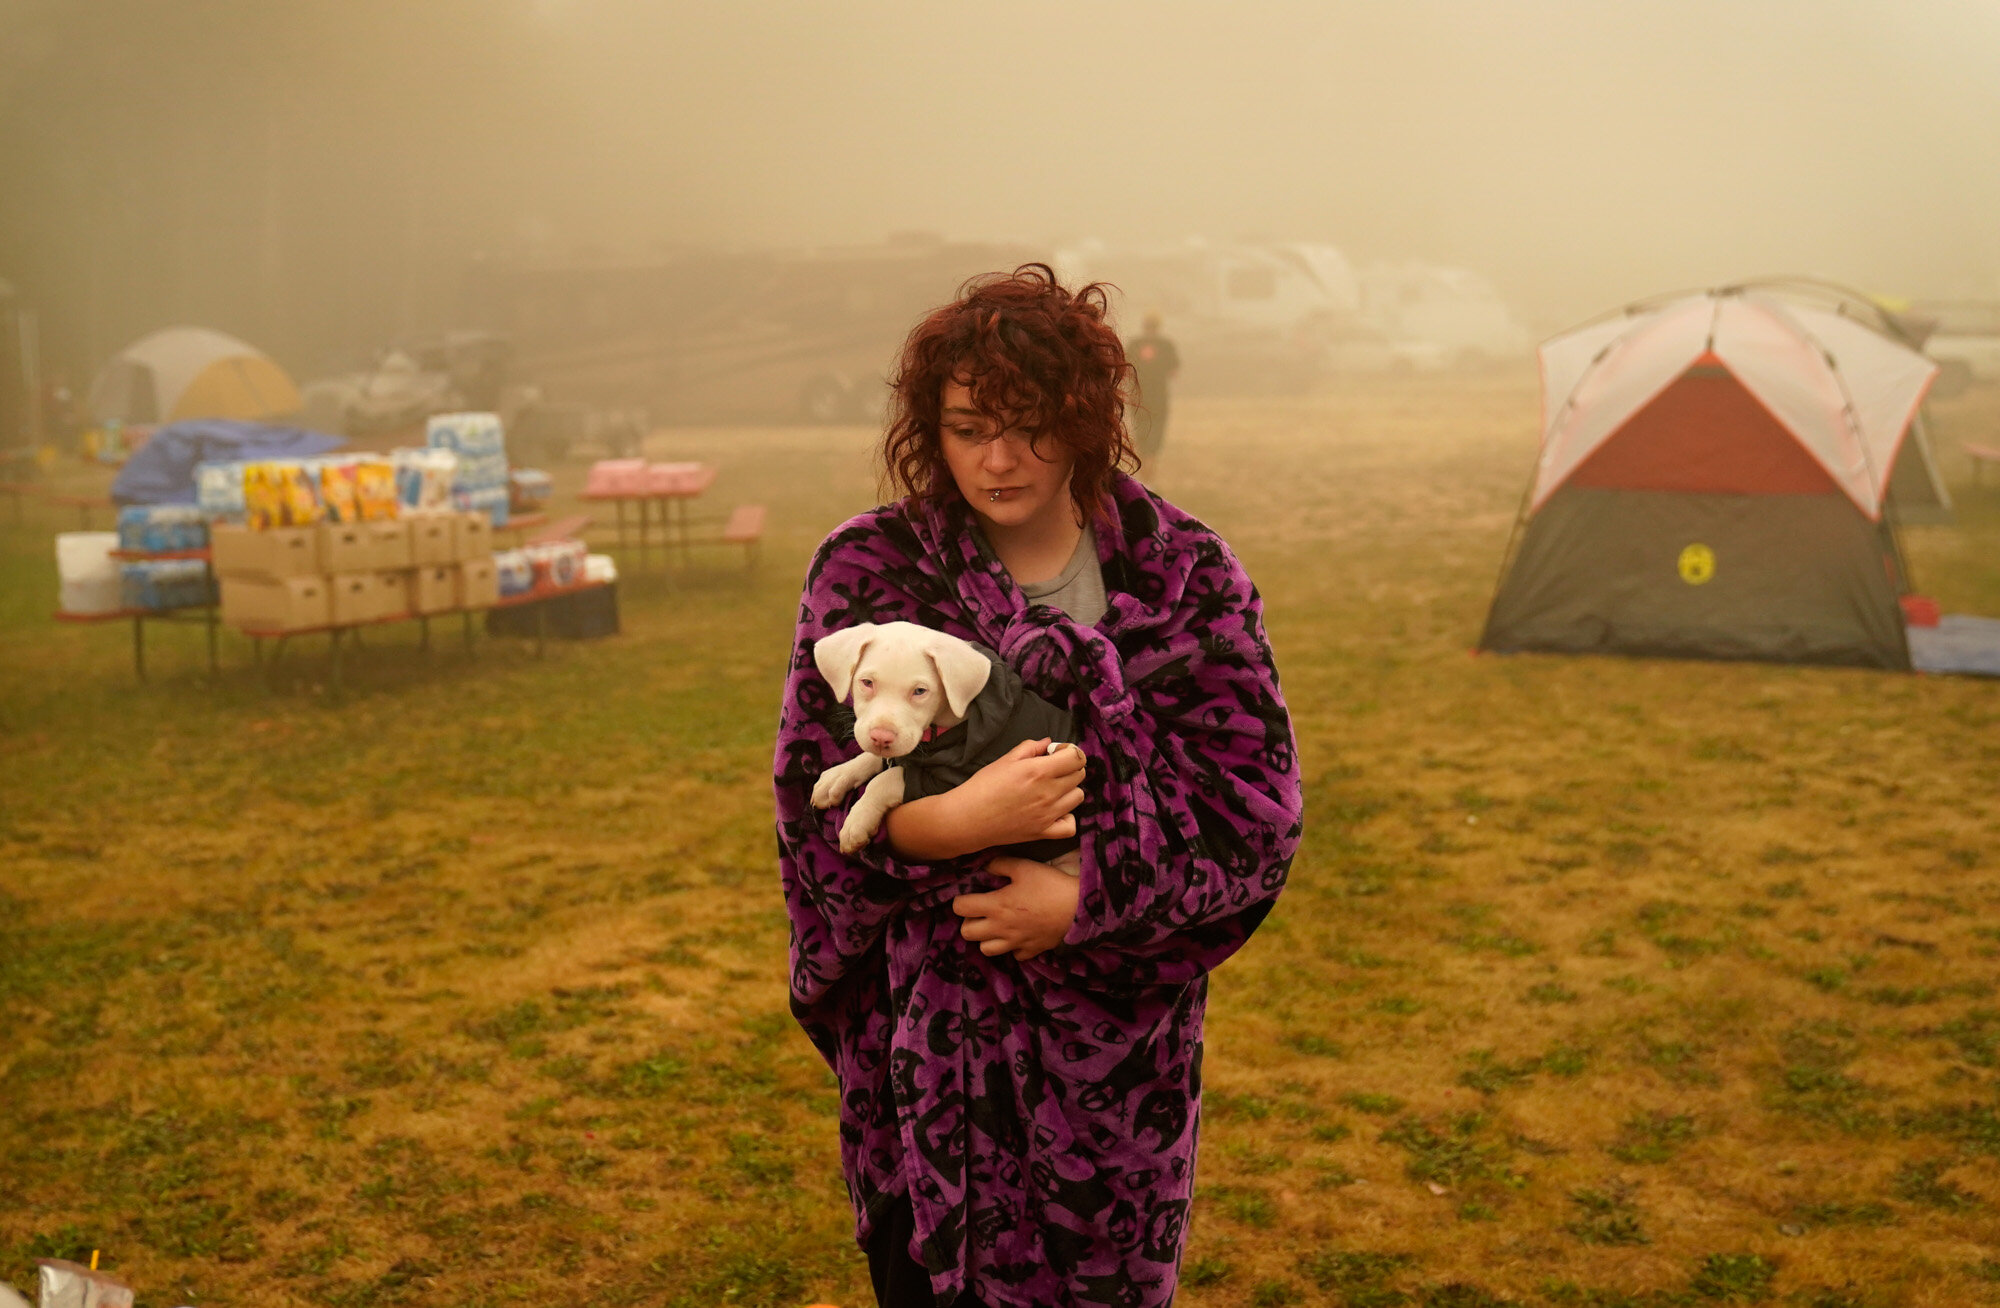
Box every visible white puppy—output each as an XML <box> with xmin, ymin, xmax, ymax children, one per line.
<box><xmin>810</xmin><ymin>620</ymin><xmax>1083</xmax><ymax>866</ymax></box>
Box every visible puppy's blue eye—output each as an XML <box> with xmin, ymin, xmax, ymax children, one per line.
<box><xmin>912</xmin><ymin>688</ymin><xmax>927</xmax><ymax>698</ymax></box>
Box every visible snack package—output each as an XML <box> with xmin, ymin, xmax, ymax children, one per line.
<box><xmin>524</xmin><ymin>538</ymin><xmax>585</xmax><ymax>591</ymax></box>
<box><xmin>354</xmin><ymin>458</ymin><xmax>398</xmax><ymax>520</ymax></box>
<box><xmin>393</xmin><ymin>448</ymin><xmax>458</xmax><ymax>515</ymax></box>
<box><xmin>278</xmin><ymin>462</ymin><xmax>323</xmax><ymax>527</ymax></box>
<box><xmin>493</xmin><ymin>547</ymin><xmax>533</xmax><ymax>597</ymax></box>
<box><xmin>194</xmin><ymin>461</ymin><xmax>247</xmax><ymax>521</ymax></box>
<box><xmin>241</xmin><ymin>462</ymin><xmax>284</xmax><ymax>529</ymax></box>
<box><xmin>318</xmin><ymin>459</ymin><xmax>361</xmax><ymax>524</ymax></box>
<box><xmin>244</xmin><ymin>461</ymin><xmax>323</xmax><ymax>529</ymax></box>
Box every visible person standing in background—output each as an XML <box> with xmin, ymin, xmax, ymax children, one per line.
<box><xmin>1127</xmin><ymin>310</ymin><xmax>1180</xmax><ymax>468</ymax></box>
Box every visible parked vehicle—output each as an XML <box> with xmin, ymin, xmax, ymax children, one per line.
<box><xmin>1320</xmin><ymin>322</ymin><xmax>1450</xmax><ymax>374</ymax></box>
<box><xmin>463</xmin><ymin>238</ymin><xmax>1039</xmax><ymax>424</ymax></box>
<box><xmin>1355</xmin><ymin>262</ymin><xmax>1534</xmax><ymax>367</ymax></box>
<box><xmin>1054</xmin><ymin>240</ymin><xmax>1362</xmax><ymax>393</ymax></box>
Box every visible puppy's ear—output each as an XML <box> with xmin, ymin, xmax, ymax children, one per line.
<box><xmin>925</xmin><ymin>635</ymin><xmax>993</xmax><ymax>718</ymax></box>
<box><xmin>812</xmin><ymin>625</ymin><xmax>876</xmax><ymax>703</ymax></box>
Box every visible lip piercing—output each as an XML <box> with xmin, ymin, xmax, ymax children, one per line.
<box><xmin>988</xmin><ymin>490</ymin><xmax>1000</xmax><ymax>502</ymax></box>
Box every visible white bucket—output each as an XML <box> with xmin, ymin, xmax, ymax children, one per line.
<box><xmin>56</xmin><ymin>531</ymin><xmax>122</xmax><ymax>614</ymax></box>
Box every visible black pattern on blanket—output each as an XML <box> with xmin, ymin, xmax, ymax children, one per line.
<box><xmin>774</xmin><ymin>472</ymin><xmax>1302</xmax><ymax>1308</ymax></box>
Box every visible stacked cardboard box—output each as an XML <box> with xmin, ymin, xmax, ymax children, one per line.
<box><xmin>216</xmin><ymin>512</ymin><xmax>499</xmax><ymax>633</ymax></box>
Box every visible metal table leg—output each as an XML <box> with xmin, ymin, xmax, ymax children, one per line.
<box><xmin>203</xmin><ymin>561</ymin><xmax>218</xmax><ymax>678</ymax></box>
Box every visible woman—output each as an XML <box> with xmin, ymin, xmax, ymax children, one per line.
<box><xmin>775</xmin><ymin>265</ymin><xmax>1302</xmax><ymax>1308</ymax></box>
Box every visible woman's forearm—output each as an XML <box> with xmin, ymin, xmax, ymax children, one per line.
<box><xmin>884</xmin><ymin>792</ymin><xmax>980</xmax><ymax>860</ymax></box>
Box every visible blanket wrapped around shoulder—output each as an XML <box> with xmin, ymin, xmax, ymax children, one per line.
<box><xmin>774</xmin><ymin>472</ymin><xmax>1302</xmax><ymax>1308</ymax></box>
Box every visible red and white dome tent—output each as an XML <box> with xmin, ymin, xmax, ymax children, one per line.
<box><xmin>1480</xmin><ymin>278</ymin><xmax>1951</xmax><ymax>670</ymax></box>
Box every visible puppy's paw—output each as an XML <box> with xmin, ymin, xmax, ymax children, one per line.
<box><xmin>837</xmin><ymin>810</ymin><xmax>880</xmax><ymax>855</ymax></box>
<box><xmin>811</xmin><ymin>771</ymin><xmax>852</xmax><ymax>809</ymax></box>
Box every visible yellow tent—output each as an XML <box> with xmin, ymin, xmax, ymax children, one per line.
<box><xmin>91</xmin><ymin>326</ymin><xmax>302</xmax><ymax>424</ymax></box>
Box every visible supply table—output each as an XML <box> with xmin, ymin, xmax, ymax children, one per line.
<box><xmin>55</xmin><ymin>546</ymin><xmax>219</xmax><ymax>681</ymax></box>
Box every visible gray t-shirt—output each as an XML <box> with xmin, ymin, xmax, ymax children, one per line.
<box><xmin>1016</xmin><ymin>524</ymin><xmax>1108</xmax><ymax>627</ymax></box>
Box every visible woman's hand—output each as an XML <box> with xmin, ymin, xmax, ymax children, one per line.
<box><xmin>951</xmin><ymin>857</ymin><xmax>1080</xmax><ymax>960</ymax></box>
<box><xmin>883</xmin><ymin>739</ymin><xmax>1084</xmax><ymax>860</ymax></box>
<box><xmin>953</xmin><ymin>739</ymin><xmax>1085</xmax><ymax>847</ymax></box>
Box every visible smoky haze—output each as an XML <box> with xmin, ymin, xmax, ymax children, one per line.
<box><xmin>4</xmin><ymin>0</ymin><xmax>1998</xmax><ymax>375</ymax></box>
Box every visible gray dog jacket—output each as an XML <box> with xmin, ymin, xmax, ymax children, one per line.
<box><xmin>897</xmin><ymin>642</ymin><xmax>1079</xmax><ymax>864</ymax></box>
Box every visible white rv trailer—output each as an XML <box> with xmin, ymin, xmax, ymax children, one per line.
<box><xmin>1054</xmin><ymin>240</ymin><xmax>1364</xmax><ymax>393</ymax></box>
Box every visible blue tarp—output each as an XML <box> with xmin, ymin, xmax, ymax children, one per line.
<box><xmin>1908</xmin><ymin>616</ymin><xmax>2000</xmax><ymax>678</ymax></box>
<box><xmin>110</xmin><ymin>419</ymin><xmax>344</xmax><ymax>506</ymax></box>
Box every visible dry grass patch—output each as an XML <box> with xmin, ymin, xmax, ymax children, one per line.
<box><xmin>4</xmin><ymin>374</ymin><xmax>1999</xmax><ymax>1305</ymax></box>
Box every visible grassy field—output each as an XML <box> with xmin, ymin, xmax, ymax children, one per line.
<box><xmin>2</xmin><ymin>372</ymin><xmax>1998</xmax><ymax>1308</ymax></box>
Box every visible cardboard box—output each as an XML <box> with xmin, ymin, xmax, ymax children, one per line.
<box><xmin>456</xmin><ymin>557</ymin><xmax>498</xmax><ymax>610</ymax></box>
<box><xmin>451</xmin><ymin>511</ymin><xmax>491</xmax><ymax>561</ymax></box>
<box><xmin>321</xmin><ymin>523</ymin><xmax>371</xmax><ymax>574</ymax></box>
<box><xmin>221</xmin><ymin>575</ymin><xmax>330</xmax><ymax>633</ymax></box>
<box><xmin>364</xmin><ymin>519</ymin><xmax>411</xmax><ymax>569</ymax></box>
<box><xmin>210</xmin><ymin>523</ymin><xmax>322</xmax><ymax>580</ymax></box>
<box><xmin>411</xmin><ymin>564</ymin><xmax>458</xmax><ymax>615</ymax></box>
<box><xmin>407</xmin><ymin>515</ymin><xmax>455</xmax><ymax>566</ymax></box>
<box><xmin>374</xmin><ymin>570</ymin><xmax>412</xmax><ymax>619</ymax></box>
<box><xmin>321</xmin><ymin>519</ymin><xmax>410</xmax><ymax>573</ymax></box>
<box><xmin>327</xmin><ymin>572</ymin><xmax>377</xmax><ymax>626</ymax></box>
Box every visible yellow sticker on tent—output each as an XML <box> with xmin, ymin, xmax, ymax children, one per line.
<box><xmin>1678</xmin><ymin>543</ymin><xmax>1716</xmax><ymax>585</ymax></box>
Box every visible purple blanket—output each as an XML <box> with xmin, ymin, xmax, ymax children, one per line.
<box><xmin>775</xmin><ymin>473</ymin><xmax>1302</xmax><ymax>1307</ymax></box>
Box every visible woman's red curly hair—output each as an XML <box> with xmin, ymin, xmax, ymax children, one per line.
<box><xmin>881</xmin><ymin>263</ymin><xmax>1136</xmax><ymax>519</ymax></box>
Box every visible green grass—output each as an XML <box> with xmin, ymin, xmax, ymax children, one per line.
<box><xmin>5</xmin><ymin>376</ymin><xmax>2000</xmax><ymax>1306</ymax></box>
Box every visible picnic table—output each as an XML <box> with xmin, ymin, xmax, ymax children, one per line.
<box><xmin>45</xmin><ymin>493</ymin><xmax>115</xmax><ymax>529</ymax></box>
<box><xmin>580</xmin><ymin>463</ymin><xmax>717</xmax><ymax>568</ymax></box>
<box><xmin>54</xmin><ymin>546</ymin><xmax>220</xmax><ymax>681</ymax></box>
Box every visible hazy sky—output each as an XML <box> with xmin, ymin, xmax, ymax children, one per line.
<box><xmin>5</xmin><ymin>0</ymin><xmax>1998</xmax><ymax>369</ymax></box>
<box><xmin>525</xmin><ymin>0</ymin><xmax>2000</xmax><ymax>321</ymax></box>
